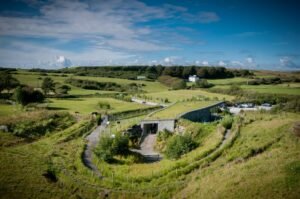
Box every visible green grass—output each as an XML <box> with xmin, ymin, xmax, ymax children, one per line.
<box><xmin>208</xmin><ymin>77</ymin><xmax>252</xmax><ymax>85</ymax></box>
<box><xmin>213</xmin><ymin>83</ymin><xmax>300</xmax><ymax>95</ymax></box>
<box><xmin>147</xmin><ymin>100</ymin><xmax>219</xmax><ymax>119</ymax></box>
<box><xmin>46</xmin><ymin>97</ymin><xmax>149</xmax><ymax>115</ymax></box>
<box><xmin>177</xmin><ymin>112</ymin><xmax>300</xmax><ymax>199</ymax></box>
<box><xmin>0</xmin><ymin>110</ymin><xmax>299</xmax><ymax>198</ymax></box>
<box><xmin>141</xmin><ymin>89</ymin><xmax>233</xmax><ymax>103</ymax></box>
<box><xmin>13</xmin><ymin>71</ymin><xmax>168</xmax><ymax>94</ymax></box>
<box><xmin>0</xmin><ymin>104</ymin><xmax>22</xmax><ymax>116</ymax></box>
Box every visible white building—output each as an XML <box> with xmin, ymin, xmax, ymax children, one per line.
<box><xmin>188</xmin><ymin>75</ymin><xmax>199</xmax><ymax>82</ymax></box>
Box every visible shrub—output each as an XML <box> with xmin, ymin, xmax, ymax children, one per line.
<box><xmin>165</xmin><ymin>134</ymin><xmax>197</xmax><ymax>159</ymax></box>
<box><xmin>95</xmin><ymin>133</ymin><xmax>129</xmax><ymax>162</ymax></box>
<box><xmin>195</xmin><ymin>79</ymin><xmax>214</xmax><ymax>88</ymax></box>
<box><xmin>157</xmin><ymin>129</ymin><xmax>173</xmax><ymax>142</ymax></box>
<box><xmin>13</xmin><ymin>86</ymin><xmax>44</xmax><ymax>106</ymax></box>
<box><xmin>6</xmin><ymin>112</ymin><xmax>75</xmax><ymax>138</ymax></box>
<box><xmin>98</xmin><ymin>101</ymin><xmax>111</xmax><ymax>109</ymax></box>
<box><xmin>221</xmin><ymin>115</ymin><xmax>233</xmax><ymax>129</ymax></box>
<box><xmin>158</xmin><ymin>75</ymin><xmax>186</xmax><ymax>90</ymax></box>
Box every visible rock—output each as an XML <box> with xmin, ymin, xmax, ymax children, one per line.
<box><xmin>293</xmin><ymin>122</ymin><xmax>300</xmax><ymax>137</ymax></box>
<box><xmin>0</xmin><ymin>125</ymin><xmax>8</xmax><ymax>132</ymax></box>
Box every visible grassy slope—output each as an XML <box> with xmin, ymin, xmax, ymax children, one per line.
<box><xmin>143</xmin><ymin>89</ymin><xmax>233</xmax><ymax>103</ymax></box>
<box><xmin>178</xmin><ymin>112</ymin><xmax>300</xmax><ymax>199</ymax></box>
<box><xmin>213</xmin><ymin>83</ymin><xmax>300</xmax><ymax>95</ymax></box>
<box><xmin>13</xmin><ymin>71</ymin><xmax>168</xmax><ymax>94</ymax></box>
<box><xmin>46</xmin><ymin>97</ymin><xmax>149</xmax><ymax>115</ymax></box>
<box><xmin>0</xmin><ymin>104</ymin><xmax>21</xmax><ymax>116</ymax></box>
<box><xmin>148</xmin><ymin>100</ymin><xmax>218</xmax><ymax>119</ymax></box>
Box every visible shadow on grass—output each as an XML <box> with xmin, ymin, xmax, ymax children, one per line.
<box><xmin>47</xmin><ymin>107</ymin><xmax>69</xmax><ymax>111</ymax></box>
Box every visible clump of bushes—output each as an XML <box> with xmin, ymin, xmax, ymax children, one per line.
<box><xmin>66</xmin><ymin>78</ymin><xmax>123</xmax><ymax>91</ymax></box>
<box><xmin>2</xmin><ymin>112</ymin><xmax>75</xmax><ymax>139</ymax></box>
<box><xmin>158</xmin><ymin>75</ymin><xmax>186</xmax><ymax>90</ymax></box>
<box><xmin>165</xmin><ymin>134</ymin><xmax>197</xmax><ymax>159</ymax></box>
<box><xmin>94</xmin><ymin>133</ymin><xmax>129</xmax><ymax>163</ymax></box>
<box><xmin>221</xmin><ymin>115</ymin><xmax>234</xmax><ymax>129</ymax></box>
<box><xmin>98</xmin><ymin>101</ymin><xmax>111</xmax><ymax>109</ymax></box>
<box><xmin>194</xmin><ymin>79</ymin><xmax>214</xmax><ymax>88</ymax></box>
<box><xmin>13</xmin><ymin>86</ymin><xmax>44</xmax><ymax>106</ymax></box>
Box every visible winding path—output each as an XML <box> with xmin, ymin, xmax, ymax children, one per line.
<box><xmin>131</xmin><ymin>134</ymin><xmax>161</xmax><ymax>162</ymax></box>
<box><xmin>82</xmin><ymin>116</ymin><xmax>108</xmax><ymax>178</ymax></box>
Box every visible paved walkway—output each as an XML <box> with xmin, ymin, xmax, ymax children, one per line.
<box><xmin>131</xmin><ymin>134</ymin><xmax>161</xmax><ymax>162</ymax></box>
<box><xmin>82</xmin><ymin>116</ymin><xmax>108</xmax><ymax>178</ymax></box>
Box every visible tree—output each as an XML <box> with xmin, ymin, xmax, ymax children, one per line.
<box><xmin>0</xmin><ymin>72</ymin><xmax>20</xmax><ymax>93</ymax></box>
<box><xmin>42</xmin><ymin>77</ymin><xmax>55</xmax><ymax>95</ymax></box>
<box><xmin>14</xmin><ymin>86</ymin><xmax>44</xmax><ymax>106</ymax></box>
<box><xmin>165</xmin><ymin>134</ymin><xmax>197</xmax><ymax>159</ymax></box>
<box><xmin>195</xmin><ymin>79</ymin><xmax>214</xmax><ymax>88</ymax></box>
<box><xmin>182</xmin><ymin>66</ymin><xmax>196</xmax><ymax>79</ymax></box>
<box><xmin>94</xmin><ymin>133</ymin><xmax>129</xmax><ymax>162</ymax></box>
<box><xmin>55</xmin><ymin>84</ymin><xmax>71</xmax><ymax>95</ymax></box>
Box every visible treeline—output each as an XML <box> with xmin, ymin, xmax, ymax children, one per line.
<box><xmin>247</xmin><ymin>77</ymin><xmax>300</xmax><ymax>85</ymax></box>
<box><xmin>211</xmin><ymin>85</ymin><xmax>299</xmax><ymax>105</ymax></box>
<box><xmin>66</xmin><ymin>78</ymin><xmax>144</xmax><ymax>92</ymax></box>
<box><xmin>158</xmin><ymin>75</ymin><xmax>186</xmax><ymax>90</ymax></box>
<box><xmin>57</xmin><ymin>66</ymin><xmax>252</xmax><ymax>80</ymax></box>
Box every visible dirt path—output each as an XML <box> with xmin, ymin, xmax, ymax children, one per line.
<box><xmin>82</xmin><ymin>116</ymin><xmax>108</xmax><ymax>178</ymax></box>
<box><xmin>131</xmin><ymin>134</ymin><xmax>161</xmax><ymax>162</ymax></box>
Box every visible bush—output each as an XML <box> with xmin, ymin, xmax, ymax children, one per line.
<box><xmin>165</xmin><ymin>134</ymin><xmax>197</xmax><ymax>159</ymax></box>
<box><xmin>158</xmin><ymin>75</ymin><xmax>186</xmax><ymax>90</ymax></box>
<box><xmin>98</xmin><ymin>101</ymin><xmax>111</xmax><ymax>109</ymax></box>
<box><xmin>221</xmin><ymin>115</ymin><xmax>233</xmax><ymax>129</ymax></box>
<box><xmin>7</xmin><ymin>112</ymin><xmax>75</xmax><ymax>138</ymax></box>
<box><xmin>195</xmin><ymin>79</ymin><xmax>214</xmax><ymax>88</ymax></box>
<box><xmin>13</xmin><ymin>86</ymin><xmax>45</xmax><ymax>106</ymax></box>
<box><xmin>95</xmin><ymin>133</ymin><xmax>129</xmax><ymax>162</ymax></box>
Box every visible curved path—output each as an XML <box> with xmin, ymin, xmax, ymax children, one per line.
<box><xmin>131</xmin><ymin>134</ymin><xmax>161</xmax><ymax>162</ymax></box>
<box><xmin>82</xmin><ymin>116</ymin><xmax>108</xmax><ymax>178</ymax></box>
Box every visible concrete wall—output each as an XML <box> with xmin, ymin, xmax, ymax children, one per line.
<box><xmin>141</xmin><ymin>119</ymin><xmax>175</xmax><ymax>134</ymax></box>
<box><xmin>140</xmin><ymin>102</ymin><xmax>224</xmax><ymax>134</ymax></box>
<box><xmin>177</xmin><ymin>101</ymin><xmax>224</xmax><ymax>122</ymax></box>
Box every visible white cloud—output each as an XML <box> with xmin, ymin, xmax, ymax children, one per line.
<box><xmin>231</xmin><ymin>60</ymin><xmax>244</xmax><ymax>67</ymax></box>
<box><xmin>202</xmin><ymin>61</ymin><xmax>209</xmax><ymax>66</ymax></box>
<box><xmin>196</xmin><ymin>12</ymin><xmax>220</xmax><ymax>23</ymax></box>
<box><xmin>279</xmin><ymin>56</ymin><xmax>299</xmax><ymax>68</ymax></box>
<box><xmin>246</xmin><ymin>57</ymin><xmax>253</xmax><ymax>64</ymax></box>
<box><xmin>56</xmin><ymin>56</ymin><xmax>72</xmax><ymax>67</ymax></box>
<box><xmin>218</xmin><ymin>60</ymin><xmax>226</xmax><ymax>66</ymax></box>
<box><xmin>163</xmin><ymin>56</ymin><xmax>181</xmax><ymax>65</ymax></box>
<box><xmin>0</xmin><ymin>0</ymin><xmax>220</xmax><ymax>67</ymax></box>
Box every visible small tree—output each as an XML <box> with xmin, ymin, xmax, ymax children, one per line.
<box><xmin>165</xmin><ymin>134</ymin><xmax>197</xmax><ymax>159</ymax></box>
<box><xmin>195</xmin><ymin>79</ymin><xmax>214</xmax><ymax>88</ymax></box>
<box><xmin>94</xmin><ymin>133</ymin><xmax>129</xmax><ymax>162</ymax></box>
<box><xmin>42</xmin><ymin>77</ymin><xmax>55</xmax><ymax>95</ymax></box>
<box><xmin>0</xmin><ymin>72</ymin><xmax>20</xmax><ymax>93</ymax></box>
<box><xmin>55</xmin><ymin>84</ymin><xmax>71</xmax><ymax>95</ymax></box>
<box><xmin>14</xmin><ymin>86</ymin><xmax>44</xmax><ymax>106</ymax></box>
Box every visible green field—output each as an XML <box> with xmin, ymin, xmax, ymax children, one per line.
<box><xmin>46</xmin><ymin>97</ymin><xmax>149</xmax><ymax>115</ymax></box>
<box><xmin>13</xmin><ymin>70</ymin><xmax>168</xmax><ymax>94</ymax></box>
<box><xmin>0</xmin><ymin>104</ymin><xmax>21</xmax><ymax>116</ymax></box>
<box><xmin>1</xmin><ymin>69</ymin><xmax>300</xmax><ymax>198</ymax></box>
<box><xmin>1</xmin><ymin>110</ymin><xmax>299</xmax><ymax>198</ymax></box>
<box><xmin>147</xmin><ymin>100</ymin><xmax>218</xmax><ymax>119</ymax></box>
<box><xmin>141</xmin><ymin>89</ymin><xmax>234</xmax><ymax>103</ymax></box>
<box><xmin>213</xmin><ymin>83</ymin><xmax>300</xmax><ymax>95</ymax></box>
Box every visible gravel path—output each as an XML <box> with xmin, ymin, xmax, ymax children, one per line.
<box><xmin>82</xmin><ymin>116</ymin><xmax>108</xmax><ymax>178</ymax></box>
<box><xmin>131</xmin><ymin>134</ymin><xmax>161</xmax><ymax>162</ymax></box>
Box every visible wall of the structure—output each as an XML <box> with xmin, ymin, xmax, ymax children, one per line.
<box><xmin>178</xmin><ymin>102</ymin><xmax>224</xmax><ymax>122</ymax></box>
<box><xmin>141</xmin><ymin>119</ymin><xmax>175</xmax><ymax>134</ymax></box>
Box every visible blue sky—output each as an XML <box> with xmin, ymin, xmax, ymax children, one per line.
<box><xmin>0</xmin><ymin>0</ymin><xmax>299</xmax><ymax>70</ymax></box>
